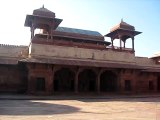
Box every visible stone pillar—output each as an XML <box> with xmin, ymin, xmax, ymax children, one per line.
<box><xmin>31</xmin><ymin>23</ymin><xmax>35</xmax><ymax>39</ymax></box>
<box><xmin>132</xmin><ymin>37</ymin><xmax>135</xmax><ymax>52</ymax></box>
<box><xmin>52</xmin><ymin>66</ymin><xmax>59</xmax><ymax>94</ymax></box>
<box><xmin>132</xmin><ymin>70</ymin><xmax>137</xmax><ymax>94</ymax></box>
<box><xmin>97</xmin><ymin>69</ymin><xmax>104</xmax><ymax>93</ymax></box>
<box><xmin>52</xmin><ymin>71</ymin><xmax>55</xmax><ymax>93</ymax></box>
<box><xmin>47</xmin><ymin>30</ymin><xmax>49</xmax><ymax>39</ymax></box>
<box><xmin>75</xmin><ymin>73</ymin><xmax>78</xmax><ymax>93</ymax></box>
<box><xmin>120</xmin><ymin>38</ymin><xmax>122</xmax><ymax>50</ymax></box>
<box><xmin>27</xmin><ymin>64</ymin><xmax>35</xmax><ymax>94</ymax></box>
<box><xmin>75</xmin><ymin>68</ymin><xmax>84</xmax><ymax>93</ymax></box>
<box><xmin>97</xmin><ymin>72</ymin><xmax>100</xmax><ymax>93</ymax></box>
<box><xmin>28</xmin><ymin>75</ymin><xmax>35</xmax><ymax>94</ymax></box>
<box><xmin>51</xmin><ymin>27</ymin><xmax>53</xmax><ymax>39</ymax></box>
<box><xmin>111</xmin><ymin>38</ymin><xmax>114</xmax><ymax>49</ymax></box>
<box><xmin>46</xmin><ymin>70</ymin><xmax>53</xmax><ymax>95</ymax></box>
<box><xmin>119</xmin><ymin>70</ymin><xmax>123</xmax><ymax>93</ymax></box>
<box><xmin>123</xmin><ymin>40</ymin><xmax>126</xmax><ymax>48</ymax></box>
<box><xmin>152</xmin><ymin>73</ymin><xmax>158</xmax><ymax>93</ymax></box>
<box><xmin>155</xmin><ymin>75</ymin><xmax>159</xmax><ymax>93</ymax></box>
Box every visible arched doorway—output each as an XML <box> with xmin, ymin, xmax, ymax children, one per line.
<box><xmin>78</xmin><ymin>69</ymin><xmax>96</xmax><ymax>92</ymax></box>
<box><xmin>100</xmin><ymin>71</ymin><xmax>118</xmax><ymax>92</ymax></box>
<box><xmin>54</xmin><ymin>68</ymin><xmax>75</xmax><ymax>92</ymax></box>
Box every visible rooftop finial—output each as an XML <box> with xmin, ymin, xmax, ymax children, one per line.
<box><xmin>42</xmin><ymin>4</ymin><xmax>44</xmax><ymax>8</ymax></box>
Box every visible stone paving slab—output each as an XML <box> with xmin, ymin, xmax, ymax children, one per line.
<box><xmin>0</xmin><ymin>96</ymin><xmax>160</xmax><ymax>120</ymax></box>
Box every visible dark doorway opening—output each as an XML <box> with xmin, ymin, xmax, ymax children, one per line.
<box><xmin>149</xmin><ymin>81</ymin><xmax>154</xmax><ymax>91</ymax></box>
<box><xmin>54</xmin><ymin>68</ymin><xmax>75</xmax><ymax>92</ymax></box>
<box><xmin>18</xmin><ymin>63</ymin><xmax>28</xmax><ymax>94</ymax></box>
<box><xmin>157</xmin><ymin>77</ymin><xmax>160</xmax><ymax>91</ymax></box>
<box><xmin>100</xmin><ymin>71</ymin><xmax>117</xmax><ymax>92</ymax></box>
<box><xmin>125</xmin><ymin>80</ymin><xmax>132</xmax><ymax>91</ymax></box>
<box><xmin>78</xmin><ymin>69</ymin><xmax>96</xmax><ymax>92</ymax></box>
<box><xmin>36</xmin><ymin>77</ymin><xmax>45</xmax><ymax>91</ymax></box>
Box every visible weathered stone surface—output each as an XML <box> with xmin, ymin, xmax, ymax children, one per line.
<box><xmin>0</xmin><ymin>97</ymin><xmax>160</xmax><ymax>120</ymax></box>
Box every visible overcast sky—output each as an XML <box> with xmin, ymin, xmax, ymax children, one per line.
<box><xmin>0</xmin><ymin>0</ymin><xmax>159</xmax><ymax>57</ymax></box>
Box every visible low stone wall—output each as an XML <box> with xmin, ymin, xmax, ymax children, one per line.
<box><xmin>0</xmin><ymin>44</ymin><xmax>28</xmax><ymax>58</ymax></box>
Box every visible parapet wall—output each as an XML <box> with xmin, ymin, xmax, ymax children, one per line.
<box><xmin>30</xmin><ymin>43</ymin><xmax>135</xmax><ymax>63</ymax></box>
<box><xmin>135</xmin><ymin>57</ymin><xmax>156</xmax><ymax>66</ymax></box>
<box><xmin>0</xmin><ymin>44</ymin><xmax>28</xmax><ymax>58</ymax></box>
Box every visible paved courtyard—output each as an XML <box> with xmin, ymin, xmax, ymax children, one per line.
<box><xmin>0</xmin><ymin>97</ymin><xmax>160</xmax><ymax>120</ymax></box>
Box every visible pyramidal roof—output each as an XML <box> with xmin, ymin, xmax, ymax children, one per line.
<box><xmin>110</xmin><ymin>19</ymin><xmax>135</xmax><ymax>32</ymax></box>
<box><xmin>33</xmin><ymin>5</ymin><xmax>55</xmax><ymax>18</ymax></box>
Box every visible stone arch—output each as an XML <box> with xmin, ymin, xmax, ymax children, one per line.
<box><xmin>100</xmin><ymin>70</ymin><xmax>118</xmax><ymax>92</ymax></box>
<box><xmin>53</xmin><ymin>67</ymin><xmax>75</xmax><ymax>92</ymax></box>
<box><xmin>78</xmin><ymin>69</ymin><xmax>97</xmax><ymax>92</ymax></box>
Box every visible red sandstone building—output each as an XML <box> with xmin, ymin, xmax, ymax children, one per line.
<box><xmin>0</xmin><ymin>6</ymin><xmax>160</xmax><ymax>95</ymax></box>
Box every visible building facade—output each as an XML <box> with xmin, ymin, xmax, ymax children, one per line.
<box><xmin>0</xmin><ymin>6</ymin><xmax>160</xmax><ymax>95</ymax></box>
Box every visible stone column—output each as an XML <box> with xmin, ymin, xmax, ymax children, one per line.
<box><xmin>75</xmin><ymin>70</ymin><xmax>79</xmax><ymax>93</ymax></box>
<box><xmin>111</xmin><ymin>38</ymin><xmax>114</xmax><ymax>49</ymax></box>
<box><xmin>52</xmin><ymin>66</ymin><xmax>57</xmax><ymax>94</ymax></box>
<box><xmin>27</xmin><ymin>75</ymin><xmax>32</xmax><ymax>94</ymax></box>
<box><xmin>119</xmin><ymin>70</ymin><xmax>123</xmax><ymax>93</ymax></box>
<box><xmin>51</xmin><ymin>27</ymin><xmax>53</xmax><ymax>39</ymax></box>
<box><xmin>132</xmin><ymin>37</ymin><xmax>135</xmax><ymax>52</ymax></box>
<box><xmin>52</xmin><ymin>72</ymin><xmax>55</xmax><ymax>93</ymax></box>
<box><xmin>97</xmin><ymin>69</ymin><xmax>105</xmax><ymax>93</ymax></box>
<box><xmin>123</xmin><ymin>40</ymin><xmax>126</xmax><ymax>48</ymax></box>
<box><xmin>28</xmin><ymin>75</ymin><xmax>35</xmax><ymax>94</ymax></box>
<box><xmin>132</xmin><ymin>70</ymin><xmax>137</xmax><ymax>94</ymax></box>
<box><xmin>27</xmin><ymin>64</ymin><xmax>35</xmax><ymax>94</ymax></box>
<box><xmin>155</xmin><ymin>75</ymin><xmax>159</xmax><ymax>93</ymax></box>
<box><xmin>120</xmin><ymin>39</ymin><xmax>122</xmax><ymax>50</ymax></box>
<box><xmin>97</xmin><ymin>73</ymin><xmax>100</xmax><ymax>93</ymax></box>
<box><xmin>75</xmin><ymin>68</ymin><xmax>84</xmax><ymax>93</ymax></box>
<box><xmin>46</xmin><ymin>70</ymin><xmax>53</xmax><ymax>95</ymax></box>
<box><xmin>31</xmin><ymin>23</ymin><xmax>35</xmax><ymax>39</ymax></box>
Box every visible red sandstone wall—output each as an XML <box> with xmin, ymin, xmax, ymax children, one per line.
<box><xmin>0</xmin><ymin>64</ymin><xmax>27</xmax><ymax>93</ymax></box>
<box><xmin>0</xmin><ymin>63</ymin><xmax>159</xmax><ymax>95</ymax></box>
<box><xmin>119</xmin><ymin>70</ymin><xmax>158</xmax><ymax>94</ymax></box>
<box><xmin>135</xmin><ymin>72</ymin><xmax>157</xmax><ymax>93</ymax></box>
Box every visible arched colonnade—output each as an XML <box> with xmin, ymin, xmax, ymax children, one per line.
<box><xmin>53</xmin><ymin>67</ymin><xmax>118</xmax><ymax>93</ymax></box>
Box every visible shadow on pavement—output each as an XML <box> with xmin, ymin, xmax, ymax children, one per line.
<box><xmin>77</xmin><ymin>96</ymin><xmax>160</xmax><ymax>102</ymax></box>
<box><xmin>0</xmin><ymin>100</ymin><xmax>80</xmax><ymax>115</ymax></box>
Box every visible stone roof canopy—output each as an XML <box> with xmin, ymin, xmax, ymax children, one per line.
<box><xmin>110</xmin><ymin>19</ymin><xmax>135</xmax><ymax>32</ymax></box>
<box><xmin>33</xmin><ymin>5</ymin><xmax>55</xmax><ymax>18</ymax></box>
